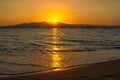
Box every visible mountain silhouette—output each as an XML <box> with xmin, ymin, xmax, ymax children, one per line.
<box><xmin>0</xmin><ymin>22</ymin><xmax>120</xmax><ymax>28</ymax></box>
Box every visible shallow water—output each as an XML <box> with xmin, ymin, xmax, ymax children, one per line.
<box><xmin>0</xmin><ymin>28</ymin><xmax>120</xmax><ymax>75</ymax></box>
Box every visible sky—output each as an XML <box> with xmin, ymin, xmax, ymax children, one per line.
<box><xmin>0</xmin><ymin>0</ymin><xmax>120</xmax><ymax>26</ymax></box>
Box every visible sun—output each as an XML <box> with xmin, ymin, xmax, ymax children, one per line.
<box><xmin>38</xmin><ymin>9</ymin><xmax>73</xmax><ymax>24</ymax></box>
<box><xmin>48</xmin><ymin>19</ymin><xmax>58</xmax><ymax>25</ymax></box>
<box><xmin>53</xmin><ymin>19</ymin><xmax>57</xmax><ymax>23</ymax></box>
<box><xmin>51</xmin><ymin>19</ymin><xmax>58</xmax><ymax>26</ymax></box>
<box><xmin>45</xmin><ymin>19</ymin><xmax>58</xmax><ymax>25</ymax></box>
<box><xmin>43</xmin><ymin>12</ymin><xmax>60</xmax><ymax>24</ymax></box>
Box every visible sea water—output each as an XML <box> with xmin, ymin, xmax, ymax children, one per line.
<box><xmin>0</xmin><ymin>28</ymin><xmax>120</xmax><ymax>75</ymax></box>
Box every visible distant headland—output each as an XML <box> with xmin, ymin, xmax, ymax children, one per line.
<box><xmin>0</xmin><ymin>22</ymin><xmax>120</xmax><ymax>28</ymax></box>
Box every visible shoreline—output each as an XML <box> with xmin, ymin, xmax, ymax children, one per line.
<box><xmin>0</xmin><ymin>59</ymin><xmax>120</xmax><ymax>80</ymax></box>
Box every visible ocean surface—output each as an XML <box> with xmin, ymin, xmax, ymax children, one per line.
<box><xmin>0</xmin><ymin>28</ymin><xmax>120</xmax><ymax>75</ymax></box>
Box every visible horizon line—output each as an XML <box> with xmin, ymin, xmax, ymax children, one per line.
<box><xmin>0</xmin><ymin>21</ymin><xmax>120</xmax><ymax>27</ymax></box>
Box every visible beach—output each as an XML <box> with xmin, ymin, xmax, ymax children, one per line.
<box><xmin>0</xmin><ymin>59</ymin><xmax>120</xmax><ymax>80</ymax></box>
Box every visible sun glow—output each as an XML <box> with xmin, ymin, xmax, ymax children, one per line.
<box><xmin>36</xmin><ymin>7</ymin><xmax>76</xmax><ymax>24</ymax></box>
<box><xmin>53</xmin><ymin>19</ymin><xmax>57</xmax><ymax>23</ymax></box>
<box><xmin>49</xmin><ymin>19</ymin><xmax>58</xmax><ymax>25</ymax></box>
<box><xmin>39</xmin><ymin>9</ymin><xmax>68</xmax><ymax>23</ymax></box>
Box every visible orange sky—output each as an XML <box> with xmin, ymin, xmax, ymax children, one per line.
<box><xmin>0</xmin><ymin>0</ymin><xmax>120</xmax><ymax>26</ymax></box>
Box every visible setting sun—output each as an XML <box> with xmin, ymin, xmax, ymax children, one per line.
<box><xmin>39</xmin><ymin>9</ymin><xmax>69</xmax><ymax>24</ymax></box>
<box><xmin>48</xmin><ymin>15</ymin><xmax>61</xmax><ymax>24</ymax></box>
<box><xmin>47</xmin><ymin>19</ymin><xmax>58</xmax><ymax>25</ymax></box>
<box><xmin>53</xmin><ymin>19</ymin><xmax>57</xmax><ymax>23</ymax></box>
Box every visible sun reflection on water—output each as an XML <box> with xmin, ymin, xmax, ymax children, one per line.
<box><xmin>52</xmin><ymin>46</ymin><xmax>59</xmax><ymax>51</ymax></box>
<box><xmin>50</xmin><ymin>28</ymin><xmax>63</xmax><ymax>70</ymax></box>
<box><xmin>51</xmin><ymin>53</ymin><xmax>61</xmax><ymax>68</ymax></box>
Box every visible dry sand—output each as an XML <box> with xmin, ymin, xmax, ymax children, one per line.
<box><xmin>0</xmin><ymin>59</ymin><xmax>120</xmax><ymax>80</ymax></box>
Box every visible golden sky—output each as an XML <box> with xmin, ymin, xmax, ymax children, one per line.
<box><xmin>0</xmin><ymin>0</ymin><xmax>120</xmax><ymax>26</ymax></box>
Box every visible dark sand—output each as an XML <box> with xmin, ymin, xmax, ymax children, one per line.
<box><xmin>0</xmin><ymin>59</ymin><xmax>120</xmax><ymax>80</ymax></box>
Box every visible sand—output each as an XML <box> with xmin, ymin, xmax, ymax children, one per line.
<box><xmin>0</xmin><ymin>59</ymin><xmax>120</xmax><ymax>80</ymax></box>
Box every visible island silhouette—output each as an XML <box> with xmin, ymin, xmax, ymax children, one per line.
<box><xmin>0</xmin><ymin>22</ymin><xmax>120</xmax><ymax>28</ymax></box>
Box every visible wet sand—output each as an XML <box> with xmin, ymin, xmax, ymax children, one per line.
<box><xmin>0</xmin><ymin>59</ymin><xmax>120</xmax><ymax>80</ymax></box>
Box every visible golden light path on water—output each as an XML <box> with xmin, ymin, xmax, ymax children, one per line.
<box><xmin>50</xmin><ymin>28</ymin><xmax>64</xmax><ymax>71</ymax></box>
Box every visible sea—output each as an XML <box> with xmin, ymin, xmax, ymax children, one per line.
<box><xmin>0</xmin><ymin>28</ymin><xmax>120</xmax><ymax>76</ymax></box>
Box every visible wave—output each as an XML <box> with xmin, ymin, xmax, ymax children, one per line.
<box><xmin>42</xmin><ymin>42</ymin><xmax>72</xmax><ymax>46</ymax></box>
<box><xmin>103</xmin><ymin>46</ymin><xmax>120</xmax><ymax>49</ymax></box>
<box><xmin>45</xmin><ymin>49</ymin><xmax>95</xmax><ymax>52</ymax></box>
<box><xmin>0</xmin><ymin>34</ymin><xmax>17</xmax><ymax>37</ymax></box>
<box><xmin>62</xmin><ymin>39</ymin><xmax>120</xmax><ymax>46</ymax></box>
<box><xmin>1</xmin><ymin>59</ymin><xmax>120</xmax><ymax>75</ymax></box>
<box><xmin>0</xmin><ymin>60</ymin><xmax>43</xmax><ymax>67</ymax></box>
<box><xmin>0</xmin><ymin>46</ymin><xmax>119</xmax><ymax>55</ymax></box>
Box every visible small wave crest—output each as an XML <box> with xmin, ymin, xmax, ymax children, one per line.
<box><xmin>0</xmin><ymin>60</ymin><xmax>43</xmax><ymax>67</ymax></box>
